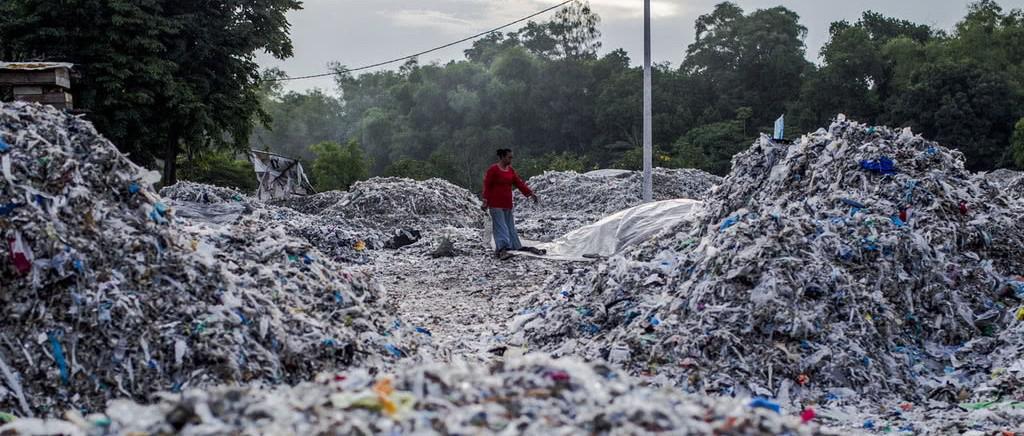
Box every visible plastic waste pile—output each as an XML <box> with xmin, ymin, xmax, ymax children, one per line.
<box><xmin>518</xmin><ymin>168</ymin><xmax>721</xmax><ymax>215</ymax></box>
<box><xmin>979</xmin><ymin>168</ymin><xmax>1021</xmax><ymax>189</ymax></box>
<box><xmin>161</xmin><ymin>176</ymin><xmax>485</xmax><ymax>263</ymax></box>
<box><xmin>270</xmin><ymin>190</ymin><xmax>347</xmax><ymax>215</ymax></box>
<box><xmin>0</xmin><ymin>102</ymin><xmax>422</xmax><ymax>415</ymax></box>
<box><xmin>515</xmin><ymin>168</ymin><xmax>721</xmax><ymax>241</ymax></box>
<box><xmin>1</xmin><ymin>355</ymin><xmax>838</xmax><ymax>435</ymax></box>
<box><xmin>159</xmin><ymin>181</ymin><xmax>249</xmax><ymax>205</ymax></box>
<box><xmin>325</xmin><ymin>177</ymin><xmax>484</xmax><ymax>230</ymax></box>
<box><xmin>513</xmin><ymin>117</ymin><xmax>1024</xmax><ymax>409</ymax></box>
<box><xmin>1006</xmin><ymin>175</ymin><xmax>1023</xmax><ymax>201</ymax></box>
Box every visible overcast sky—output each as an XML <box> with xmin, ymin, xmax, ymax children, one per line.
<box><xmin>257</xmin><ymin>0</ymin><xmax>1024</xmax><ymax>93</ymax></box>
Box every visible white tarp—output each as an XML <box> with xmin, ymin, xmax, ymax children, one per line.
<box><xmin>250</xmin><ymin>150</ymin><xmax>315</xmax><ymax>201</ymax></box>
<box><xmin>486</xmin><ymin>199</ymin><xmax>704</xmax><ymax>261</ymax></box>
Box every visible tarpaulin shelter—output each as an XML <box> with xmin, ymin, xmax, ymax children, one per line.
<box><xmin>249</xmin><ymin>149</ymin><xmax>315</xmax><ymax>200</ymax></box>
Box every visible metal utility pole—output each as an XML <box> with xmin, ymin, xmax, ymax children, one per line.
<box><xmin>642</xmin><ymin>0</ymin><xmax>653</xmax><ymax>202</ymax></box>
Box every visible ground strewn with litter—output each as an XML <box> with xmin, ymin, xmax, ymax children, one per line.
<box><xmin>2</xmin><ymin>355</ymin><xmax>840</xmax><ymax>435</ymax></box>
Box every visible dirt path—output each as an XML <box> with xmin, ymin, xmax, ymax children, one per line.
<box><xmin>360</xmin><ymin>245</ymin><xmax>565</xmax><ymax>360</ymax></box>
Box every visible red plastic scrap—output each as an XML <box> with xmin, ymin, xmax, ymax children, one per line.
<box><xmin>7</xmin><ymin>234</ymin><xmax>33</xmax><ymax>274</ymax></box>
<box><xmin>800</xmin><ymin>407</ymin><xmax>816</xmax><ymax>423</ymax></box>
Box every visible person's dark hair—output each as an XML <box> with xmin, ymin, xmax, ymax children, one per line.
<box><xmin>496</xmin><ymin>148</ymin><xmax>512</xmax><ymax>158</ymax></box>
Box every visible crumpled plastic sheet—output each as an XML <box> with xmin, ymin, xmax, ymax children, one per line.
<box><xmin>514</xmin><ymin>168</ymin><xmax>721</xmax><ymax>241</ymax></box>
<box><xmin>1</xmin><ymin>355</ymin><xmax>839</xmax><ymax>435</ymax></box>
<box><xmin>0</xmin><ymin>102</ymin><xmax>429</xmax><ymax>415</ymax></box>
<box><xmin>510</xmin><ymin>116</ymin><xmax>1024</xmax><ymax>430</ymax></box>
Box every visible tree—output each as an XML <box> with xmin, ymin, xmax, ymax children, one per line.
<box><xmin>310</xmin><ymin>140</ymin><xmax>370</xmax><ymax>191</ymax></box>
<box><xmin>945</xmin><ymin>1</ymin><xmax>1024</xmax><ymax>89</ymax></box>
<box><xmin>518</xmin><ymin>152</ymin><xmax>592</xmax><ymax>179</ymax></box>
<box><xmin>383</xmin><ymin>159</ymin><xmax>440</xmax><ymax>181</ymax></box>
<box><xmin>671</xmin><ymin>121</ymin><xmax>748</xmax><ymax>175</ymax></box>
<box><xmin>179</xmin><ymin>151</ymin><xmax>258</xmax><ymax>192</ymax></box>
<box><xmin>885</xmin><ymin>62</ymin><xmax>1018</xmax><ymax>170</ymax></box>
<box><xmin>512</xmin><ymin>1</ymin><xmax>601</xmax><ymax>60</ymax></box>
<box><xmin>0</xmin><ymin>0</ymin><xmax>179</xmax><ymax>163</ymax></box>
<box><xmin>0</xmin><ymin>0</ymin><xmax>303</xmax><ymax>185</ymax></box>
<box><xmin>681</xmin><ymin>3</ymin><xmax>811</xmax><ymax>127</ymax></box>
<box><xmin>1011</xmin><ymin>118</ymin><xmax>1024</xmax><ymax>168</ymax></box>
<box><xmin>252</xmin><ymin>88</ymin><xmax>347</xmax><ymax>161</ymax></box>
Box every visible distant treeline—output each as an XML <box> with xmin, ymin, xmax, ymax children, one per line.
<box><xmin>252</xmin><ymin>0</ymin><xmax>1024</xmax><ymax>193</ymax></box>
<box><xmin>3</xmin><ymin>1</ymin><xmax>1023</xmax><ymax>193</ymax></box>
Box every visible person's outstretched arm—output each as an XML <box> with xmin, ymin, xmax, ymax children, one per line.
<box><xmin>512</xmin><ymin>169</ymin><xmax>536</xmax><ymax>201</ymax></box>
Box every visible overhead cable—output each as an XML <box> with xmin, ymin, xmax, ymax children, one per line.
<box><xmin>266</xmin><ymin>0</ymin><xmax>574</xmax><ymax>82</ymax></box>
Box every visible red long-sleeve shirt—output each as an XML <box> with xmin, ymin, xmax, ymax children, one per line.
<box><xmin>482</xmin><ymin>164</ymin><xmax>533</xmax><ymax>209</ymax></box>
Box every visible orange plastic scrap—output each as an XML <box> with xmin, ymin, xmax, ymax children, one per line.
<box><xmin>373</xmin><ymin>378</ymin><xmax>397</xmax><ymax>416</ymax></box>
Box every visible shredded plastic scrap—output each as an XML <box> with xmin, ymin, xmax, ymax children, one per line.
<box><xmin>1</xmin><ymin>355</ymin><xmax>839</xmax><ymax>435</ymax></box>
<box><xmin>512</xmin><ymin>117</ymin><xmax>1024</xmax><ymax>424</ymax></box>
<box><xmin>0</xmin><ymin>102</ymin><xmax>425</xmax><ymax>414</ymax></box>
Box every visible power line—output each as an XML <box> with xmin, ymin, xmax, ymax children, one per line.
<box><xmin>266</xmin><ymin>0</ymin><xmax>574</xmax><ymax>82</ymax></box>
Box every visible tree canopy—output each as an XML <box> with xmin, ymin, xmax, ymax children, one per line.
<box><xmin>0</xmin><ymin>0</ymin><xmax>302</xmax><ymax>184</ymax></box>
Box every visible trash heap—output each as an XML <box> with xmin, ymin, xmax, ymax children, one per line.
<box><xmin>979</xmin><ymin>168</ymin><xmax>1021</xmax><ymax>189</ymax></box>
<box><xmin>1006</xmin><ymin>175</ymin><xmax>1023</xmax><ymax>201</ymax></box>
<box><xmin>325</xmin><ymin>177</ymin><xmax>484</xmax><ymax>230</ymax></box>
<box><xmin>159</xmin><ymin>181</ymin><xmax>249</xmax><ymax>205</ymax></box>
<box><xmin>270</xmin><ymin>190</ymin><xmax>347</xmax><ymax>215</ymax></box>
<box><xmin>0</xmin><ymin>102</ymin><xmax>423</xmax><ymax>416</ymax></box>
<box><xmin>1</xmin><ymin>355</ymin><xmax>837</xmax><ymax>435</ymax></box>
<box><xmin>513</xmin><ymin>117</ymin><xmax>1024</xmax><ymax>407</ymax></box>
<box><xmin>515</xmin><ymin>168</ymin><xmax>721</xmax><ymax>241</ymax></box>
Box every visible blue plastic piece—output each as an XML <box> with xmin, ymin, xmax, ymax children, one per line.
<box><xmin>840</xmin><ymin>198</ymin><xmax>866</xmax><ymax>209</ymax></box>
<box><xmin>384</xmin><ymin>344</ymin><xmax>403</xmax><ymax>357</ymax></box>
<box><xmin>859</xmin><ymin>157</ymin><xmax>897</xmax><ymax>175</ymax></box>
<box><xmin>48</xmin><ymin>332</ymin><xmax>70</xmax><ymax>384</ymax></box>
<box><xmin>0</xmin><ymin>138</ymin><xmax>8</xmax><ymax>152</ymax></box>
<box><xmin>719</xmin><ymin>216</ymin><xmax>740</xmax><ymax>232</ymax></box>
<box><xmin>890</xmin><ymin>216</ymin><xmax>905</xmax><ymax>227</ymax></box>
<box><xmin>415</xmin><ymin>327</ymin><xmax>432</xmax><ymax>336</ymax></box>
<box><xmin>648</xmin><ymin>315</ymin><xmax>660</xmax><ymax>326</ymax></box>
<box><xmin>749</xmin><ymin>397</ymin><xmax>781</xmax><ymax>413</ymax></box>
<box><xmin>128</xmin><ymin>183</ymin><xmax>140</xmax><ymax>194</ymax></box>
<box><xmin>863</xmin><ymin>419</ymin><xmax>875</xmax><ymax>429</ymax></box>
<box><xmin>0</xmin><ymin>203</ymin><xmax>20</xmax><ymax>216</ymax></box>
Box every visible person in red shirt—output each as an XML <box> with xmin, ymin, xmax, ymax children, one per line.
<box><xmin>481</xmin><ymin>148</ymin><xmax>545</xmax><ymax>259</ymax></box>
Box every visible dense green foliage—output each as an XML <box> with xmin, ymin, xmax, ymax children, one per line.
<box><xmin>309</xmin><ymin>140</ymin><xmax>369</xmax><ymax>191</ymax></box>
<box><xmin>178</xmin><ymin>152</ymin><xmax>258</xmax><ymax>192</ymax></box>
<box><xmin>0</xmin><ymin>0</ymin><xmax>302</xmax><ymax>185</ymax></box>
